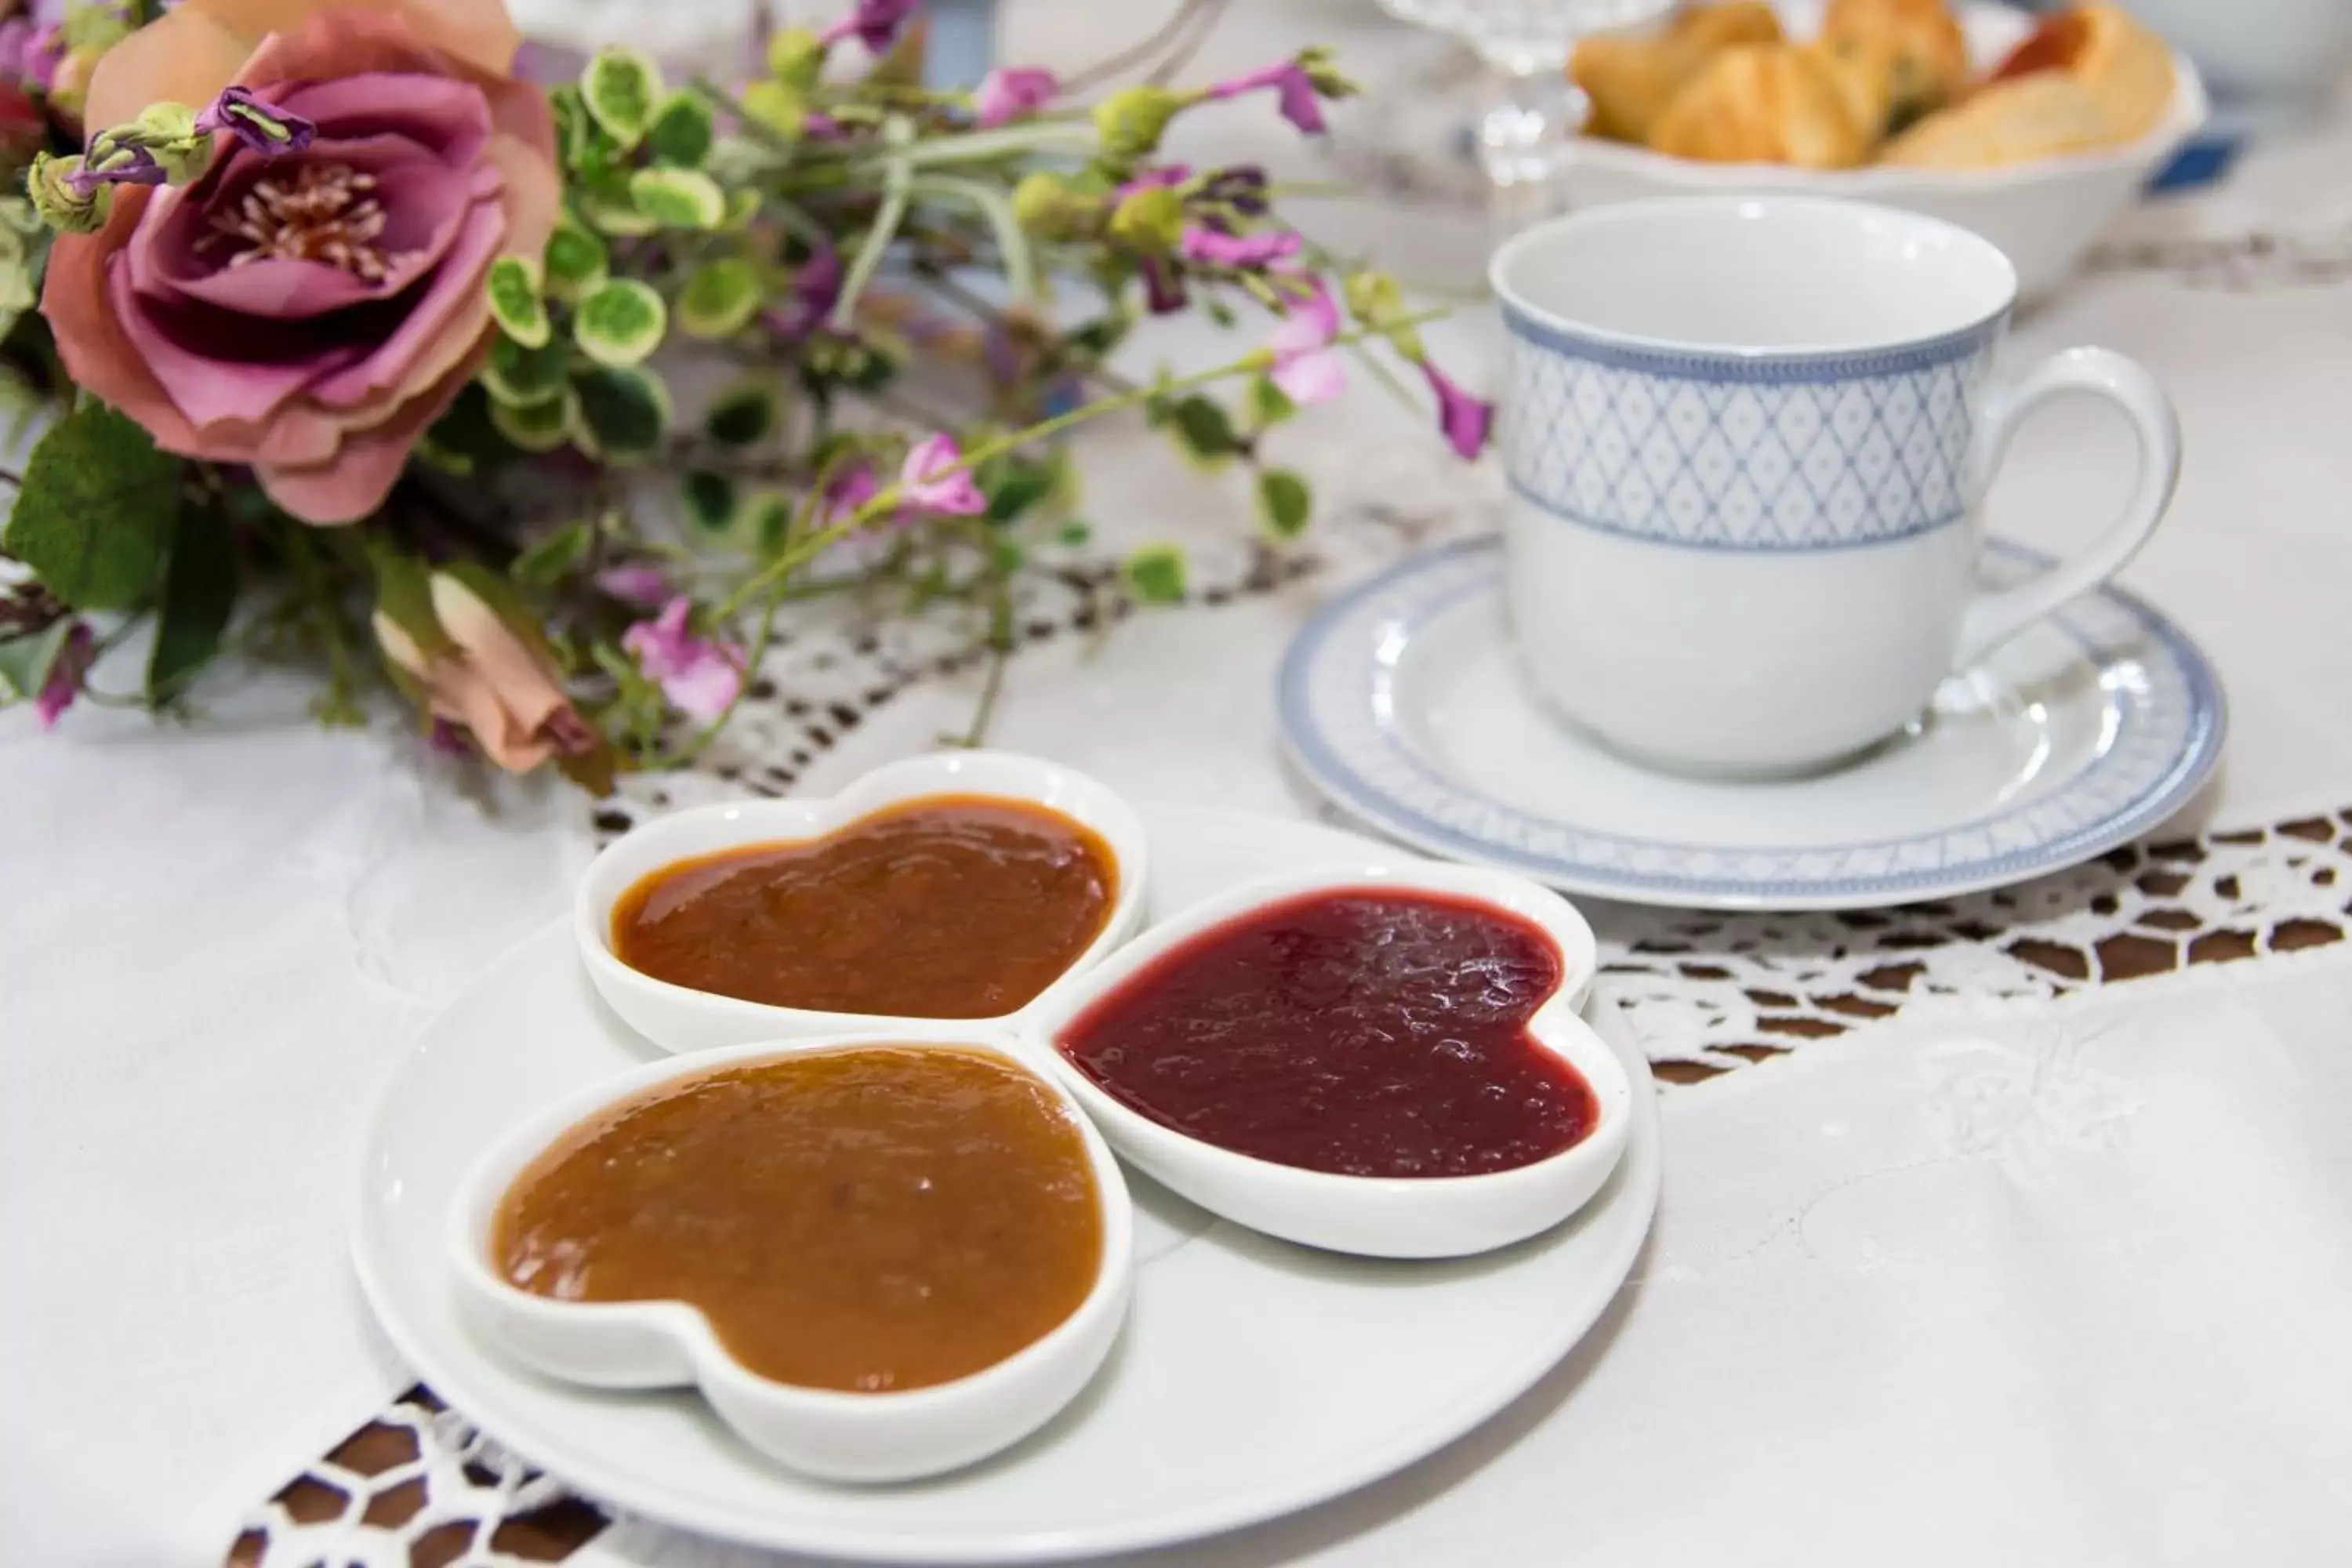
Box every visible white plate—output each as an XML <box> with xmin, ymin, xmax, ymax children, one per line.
<box><xmin>1279</xmin><ymin>538</ymin><xmax>2224</xmax><ymax>912</ymax></box>
<box><xmin>353</xmin><ymin>804</ymin><xmax>1661</xmax><ymax>1563</ymax></box>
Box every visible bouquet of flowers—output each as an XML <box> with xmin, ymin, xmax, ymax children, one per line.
<box><xmin>0</xmin><ymin>0</ymin><xmax>1485</xmax><ymax>787</ymax></box>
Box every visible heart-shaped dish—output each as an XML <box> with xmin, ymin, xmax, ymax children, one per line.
<box><xmin>1019</xmin><ymin>861</ymin><xmax>1626</xmax><ymax>1260</ymax></box>
<box><xmin>575</xmin><ymin>751</ymin><xmax>1149</xmax><ymax>1054</ymax></box>
<box><xmin>447</xmin><ymin>1029</ymin><xmax>1135</xmax><ymax>1483</ymax></box>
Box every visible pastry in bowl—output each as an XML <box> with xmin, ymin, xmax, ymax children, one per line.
<box><xmin>1573</xmin><ymin>1</ymin><xmax>1783</xmax><ymax>143</ymax></box>
<box><xmin>1817</xmin><ymin>0</ymin><xmax>1970</xmax><ymax>130</ymax></box>
<box><xmin>1650</xmin><ymin>43</ymin><xmax>1871</xmax><ymax>169</ymax></box>
<box><xmin>1981</xmin><ymin>1</ymin><xmax>2176</xmax><ymax>141</ymax></box>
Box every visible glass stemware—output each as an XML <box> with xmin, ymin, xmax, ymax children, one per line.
<box><xmin>1375</xmin><ymin>0</ymin><xmax>1674</xmax><ymax>229</ymax></box>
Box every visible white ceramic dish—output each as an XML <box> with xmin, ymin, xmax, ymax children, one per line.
<box><xmin>1559</xmin><ymin>1</ymin><xmax>2209</xmax><ymax>302</ymax></box>
<box><xmin>448</xmin><ymin>1029</ymin><xmax>1134</xmax><ymax>1483</ymax></box>
<box><xmin>575</xmin><ymin>750</ymin><xmax>1149</xmax><ymax>1054</ymax></box>
<box><xmin>1279</xmin><ymin>537</ymin><xmax>2224</xmax><ymax>911</ymax></box>
<box><xmin>354</xmin><ymin>804</ymin><xmax>1661</xmax><ymax>1562</ymax></box>
<box><xmin>1021</xmin><ymin>862</ymin><xmax>1624</xmax><ymax>1259</ymax></box>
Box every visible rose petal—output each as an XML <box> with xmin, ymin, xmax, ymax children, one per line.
<box><xmin>274</xmin><ymin>70</ymin><xmax>493</xmax><ymax>168</ymax></box>
<box><xmin>256</xmin><ymin>334</ymin><xmax>488</xmax><ymax>523</ymax></box>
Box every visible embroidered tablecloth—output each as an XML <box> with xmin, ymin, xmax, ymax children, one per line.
<box><xmin>6</xmin><ymin>5</ymin><xmax>2352</xmax><ymax>1566</ymax></box>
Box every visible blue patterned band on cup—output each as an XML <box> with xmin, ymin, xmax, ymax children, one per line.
<box><xmin>1500</xmin><ymin>310</ymin><xmax>2005</xmax><ymax>554</ymax></box>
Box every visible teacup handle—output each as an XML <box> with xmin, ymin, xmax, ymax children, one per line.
<box><xmin>1955</xmin><ymin>346</ymin><xmax>2183</xmax><ymax>671</ymax></box>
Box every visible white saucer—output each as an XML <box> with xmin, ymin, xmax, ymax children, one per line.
<box><xmin>353</xmin><ymin>805</ymin><xmax>1660</xmax><ymax>1563</ymax></box>
<box><xmin>1279</xmin><ymin>538</ymin><xmax>2225</xmax><ymax>912</ymax></box>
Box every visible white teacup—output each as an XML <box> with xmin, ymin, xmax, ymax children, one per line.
<box><xmin>1490</xmin><ymin>195</ymin><xmax>2181</xmax><ymax>777</ymax></box>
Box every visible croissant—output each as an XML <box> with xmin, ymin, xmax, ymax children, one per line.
<box><xmin>1650</xmin><ymin>43</ymin><xmax>1871</xmax><ymax>169</ymax></box>
<box><xmin>1573</xmin><ymin>2</ymin><xmax>1783</xmax><ymax>145</ymax></box>
<box><xmin>1880</xmin><ymin>71</ymin><xmax>2114</xmax><ymax>168</ymax></box>
<box><xmin>1819</xmin><ymin>0</ymin><xmax>1970</xmax><ymax>131</ymax></box>
<box><xmin>1987</xmin><ymin>2</ymin><xmax>2175</xmax><ymax>143</ymax></box>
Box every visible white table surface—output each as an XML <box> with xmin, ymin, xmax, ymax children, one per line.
<box><xmin>7</xmin><ymin>5</ymin><xmax>2352</xmax><ymax>1565</ymax></box>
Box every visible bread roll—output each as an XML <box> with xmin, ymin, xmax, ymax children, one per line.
<box><xmin>1988</xmin><ymin>2</ymin><xmax>2176</xmax><ymax>143</ymax></box>
<box><xmin>1650</xmin><ymin>43</ymin><xmax>1871</xmax><ymax>169</ymax></box>
<box><xmin>1820</xmin><ymin>0</ymin><xmax>1970</xmax><ymax>129</ymax></box>
<box><xmin>1880</xmin><ymin>71</ymin><xmax>2114</xmax><ymax>168</ymax></box>
<box><xmin>1573</xmin><ymin>2</ymin><xmax>1783</xmax><ymax>144</ymax></box>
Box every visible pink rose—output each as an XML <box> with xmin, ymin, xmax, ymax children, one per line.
<box><xmin>39</xmin><ymin>0</ymin><xmax>558</xmax><ymax>524</ymax></box>
<box><xmin>373</xmin><ymin>571</ymin><xmax>593</xmax><ymax>772</ymax></box>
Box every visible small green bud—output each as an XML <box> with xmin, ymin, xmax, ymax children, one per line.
<box><xmin>1108</xmin><ymin>185</ymin><xmax>1183</xmax><ymax>253</ymax></box>
<box><xmin>1297</xmin><ymin>46</ymin><xmax>1360</xmax><ymax>101</ymax></box>
<box><xmin>1093</xmin><ymin>86</ymin><xmax>1189</xmax><ymax>165</ymax></box>
<box><xmin>740</xmin><ymin>81</ymin><xmax>808</xmax><ymax>140</ymax></box>
<box><xmin>27</xmin><ymin>154</ymin><xmax>107</xmax><ymax>234</ymax></box>
<box><xmin>1010</xmin><ymin>171</ymin><xmax>1099</xmax><ymax>241</ymax></box>
<box><xmin>126</xmin><ymin>103</ymin><xmax>213</xmax><ymax>184</ymax></box>
<box><xmin>767</xmin><ymin>27</ymin><xmax>826</xmax><ymax>93</ymax></box>
<box><xmin>1343</xmin><ymin>269</ymin><xmax>1422</xmax><ymax>358</ymax></box>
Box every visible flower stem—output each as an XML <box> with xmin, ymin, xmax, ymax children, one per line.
<box><xmin>712</xmin><ymin>310</ymin><xmax>1446</xmax><ymax>623</ymax></box>
<box><xmin>830</xmin><ymin>123</ymin><xmax>915</xmax><ymax>332</ymax></box>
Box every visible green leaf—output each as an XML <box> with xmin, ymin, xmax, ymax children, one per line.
<box><xmin>573</xmin><ymin>278</ymin><xmax>668</xmax><ymax>368</ymax></box>
<box><xmin>570</xmin><ymin>365</ymin><xmax>670</xmax><ymax>465</ymax></box>
<box><xmin>1247</xmin><ymin>373</ymin><xmax>1295</xmax><ymax>429</ymax></box>
<box><xmin>4</xmin><ymin>404</ymin><xmax>180</xmax><ymax>610</ymax></box>
<box><xmin>1067</xmin><ymin>314</ymin><xmax>1131</xmax><ymax>358</ymax></box>
<box><xmin>485</xmin><ymin>255</ymin><xmax>549</xmax><ymax>347</ymax></box>
<box><xmin>1256</xmin><ymin>467</ymin><xmax>1312</xmax><ymax>541</ymax></box>
<box><xmin>543</xmin><ymin>219</ymin><xmax>609</xmax><ymax>300</ymax></box>
<box><xmin>676</xmin><ymin>258</ymin><xmax>762</xmax><ymax>339</ymax></box>
<box><xmin>581</xmin><ymin>184</ymin><xmax>655</xmax><ymax>237</ymax></box>
<box><xmin>489</xmin><ymin>389</ymin><xmax>574</xmax><ymax>452</ymax></box>
<box><xmin>1203</xmin><ymin>296</ymin><xmax>1237</xmax><ymax>330</ymax></box>
<box><xmin>0</xmin><ymin>619</ymin><xmax>74</xmax><ymax>702</ymax></box>
<box><xmin>147</xmin><ymin>506</ymin><xmax>238</xmax><ymax>701</ymax></box>
<box><xmin>1166</xmin><ymin>394</ymin><xmax>1243</xmax><ymax>467</ymax></box>
<box><xmin>983</xmin><ymin>461</ymin><xmax>1055</xmax><ymax>525</ymax></box>
<box><xmin>582</xmin><ymin>47</ymin><xmax>663</xmax><ymax>149</ymax></box>
<box><xmin>703</xmin><ymin>382</ymin><xmax>779</xmax><ymax>448</ymax></box>
<box><xmin>740</xmin><ymin>490</ymin><xmax>794</xmax><ymax>557</ymax></box>
<box><xmin>646</xmin><ymin>91</ymin><xmax>716</xmax><ymax>167</ymax></box>
<box><xmin>482</xmin><ymin>335</ymin><xmax>572</xmax><ymax>407</ymax></box>
<box><xmin>681</xmin><ymin>469</ymin><xmax>738</xmax><ymax>533</ymax></box>
<box><xmin>511</xmin><ymin>519</ymin><xmax>592</xmax><ymax>588</ymax></box>
<box><xmin>548</xmin><ymin>83</ymin><xmax>593</xmax><ymax>166</ymax></box>
<box><xmin>628</xmin><ymin>167</ymin><xmax>725</xmax><ymax>230</ymax></box>
<box><xmin>1123</xmin><ymin>543</ymin><xmax>1187</xmax><ymax>604</ymax></box>
<box><xmin>1056</xmin><ymin>519</ymin><xmax>1092</xmax><ymax>547</ymax></box>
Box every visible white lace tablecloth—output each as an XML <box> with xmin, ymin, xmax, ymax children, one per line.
<box><xmin>7</xmin><ymin>6</ymin><xmax>2352</xmax><ymax>1566</ymax></box>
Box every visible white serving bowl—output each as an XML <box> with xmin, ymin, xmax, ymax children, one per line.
<box><xmin>448</xmin><ymin>1030</ymin><xmax>1135</xmax><ymax>1483</ymax></box>
<box><xmin>1020</xmin><ymin>861</ymin><xmax>1627</xmax><ymax>1260</ymax></box>
<box><xmin>575</xmin><ymin>751</ymin><xmax>1149</xmax><ymax>1054</ymax></box>
<box><xmin>1559</xmin><ymin>0</ymin><xmax>2209</xmax><ymax>302</ymax></box>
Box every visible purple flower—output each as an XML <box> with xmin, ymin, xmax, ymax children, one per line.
<box><xmin>822</xmin><ymin>0</ymin><xmax>918</xmax><ymax>54</ymax></box>
<box><xmin>34</xmin><ymin>622</ymin><xmax>92</xmax><ymax>729</ymax></box>
<box><xmin>622</xmin><ymin>597</ymin><xmax>745</xmax><ymax>722</ymax></box>
<box><xmin>898</xmin><ymin>434</ymin><xmax>985</xmax><ymax>516</ymax></box>
<box><xmin>426</xmin><ymin>717</ymin><xmax>473</xmax><ymax>758</ymax></box>
<box><xmin>1200</xmin><ymin>165</ymin><xmax>1269</xmax><ymax>216</ymax></box>
<box><xmin>1141</xmin><ymin>254</ymin><xmax>1186</xmax><ymax>315</ymax></box>
<box><xmin>65</xmin><ymin>143</ymin><xmax>165</xmax><ymax>198</ymax></box>
<box><xmin>194</xmin><ymin>85</ymin><xmax>318</xmax><ymax>155</ymax></box>
<box><xmin>820</xmin><ymin>462</ymin><xmax>881</xmax><ymax>528</ymax></box>
<box><xmin>1268</xmin><ymin>279</ymin><xmax>1343</xmax><ymax>405</ymax></box>
<box><xmin>1114</xmin><ymin>162</ymin><xmax>1191</xmax><ymax>201</ymax></box>
<box><xmin>1421</xmin><ymin>359</ymin><xmax>1494</xmax><ymax>460</ymax></box>
<box><xmin>594</xmin><ymin>562</ymin><xmax>670</xmax><ymax>608</ymax></box>
<box><xmin>975</xmin><ymin>66</ymin><xmax>1057</xmax><ymax>129</ymax></box>
<box><xmin>766</xmin><ymin>244</ymin><xmax>840</xmax><ymax>339</ymax></box>
<box><xmin>1207</xmin><ymin>60</ymin><xmax>1327</xmax><ymax>136</ymax></box>
<box><xmin>1179</xmin><ymin>226</ymin><xmax>1301</xmax><ymax>270</ymax></box>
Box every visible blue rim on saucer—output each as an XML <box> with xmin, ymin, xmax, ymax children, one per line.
<box><xmin>1277</xmin><ymin>538</ymin><xmax>2227</xmax><ymax>911</ymax></box>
